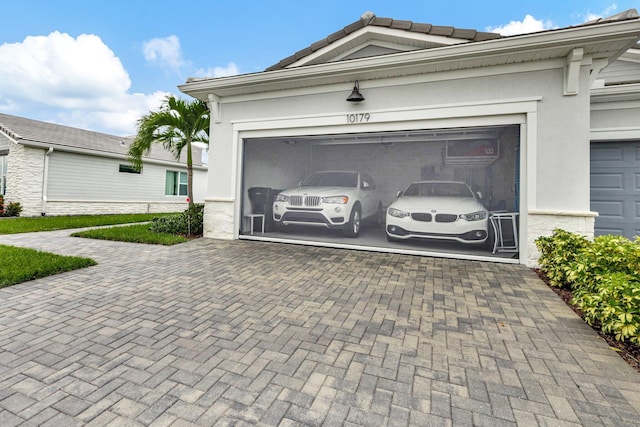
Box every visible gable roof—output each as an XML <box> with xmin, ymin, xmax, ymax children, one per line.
<box><xmin>266</xmin><ymin>12</ymin><xmax>502</xmax><ymax>71</ymax></box>
<box><xmin>0</xmin><ymin>113</ymin><xmax>206</xmax><ymax>167</ymax></box>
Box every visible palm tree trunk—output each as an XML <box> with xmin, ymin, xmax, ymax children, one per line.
<box><xmin>186</xmin><ymin>136</ymin><xmax>194</xmax><ymax>208</ymax></box>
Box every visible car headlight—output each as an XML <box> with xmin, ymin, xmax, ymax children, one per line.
<box><xmin>275</xmin><ymin>194</ymin><xmax>289</xmax><ymax>202</ymax></box>
<box><xmin>460</xmin><ymin>211</ymin><xmax>487</xmax><ymax>221</ymax></box>
<box><xmin>322</xmin><ymin>196</ymin><xmax>348</xmax><ymax>204</ymax></box>
<box><xmin>388</xmin><ymin>207</ymin><xmax>410</xmax><ymax>218</ymax></box>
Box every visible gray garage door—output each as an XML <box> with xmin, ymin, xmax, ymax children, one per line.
<box><xmin>590</xmin><ymin>141</ymin><xmax>640</xmax><ymax>239</ymax></box>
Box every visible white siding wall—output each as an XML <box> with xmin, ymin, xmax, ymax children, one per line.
<box><xmin>4</xmin><ymin>147</ymin><xmax>207</xmax><ymax>216</ymax></box>
<box><xmin>48</xmin><ymin>152</ymin><xmax>172</xmax><ymax>201</ymax></box>
<box><xmin>46</xmin><ymin>152</ymin><xmax>206</xmax><ymax>202</ymax></box>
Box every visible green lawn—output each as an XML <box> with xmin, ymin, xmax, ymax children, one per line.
<box><xmin>0</xmin><ymin>212</ymin><xmax>189</xmax><ymax>288</ymax></box>
<box><xmin>71</xmin><ymin>223</ymin><xmax>189</xmax><ymax>245</ymax></box>
<box><xmin>0</xmin><ymin>244</ymin><xmax>97</xmax><ymax>288</ymax></box>
<box><xmin>0</xmin><ymin>213</ymin><xmax>173</xmax><ymax>234</ymax></box>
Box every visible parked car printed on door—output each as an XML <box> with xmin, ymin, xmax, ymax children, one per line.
<box><xmin>273</xmin><ymin>171</ymin><xmax>381</xmax><ymax>237</ymax></box>
<box><xmin>386</xmin><ymin>180</ymin><xmax>488</xmax><ymax>244</ymax></box>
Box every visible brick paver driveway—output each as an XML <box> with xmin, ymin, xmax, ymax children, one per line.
<box><xmin>1</xmin><ymin>230</ymin><xmax>639</xmax><ymax>426</ymax></box>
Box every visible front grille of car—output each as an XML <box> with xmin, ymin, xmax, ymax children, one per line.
<box><xmin>411</xmin><ymin>213</ymin><xmax>432</xmax><ymax>222</ymax></box>
<box><xmin>289</xmin><ymin>196</ymin><xmax>303</xmax><ymax>206</ymax></box>
<box><xmin>305</xmin><ymin>196</ymin><xmax>321</xmax><ymax>206</ymax></box>
<box><xmin>288</xmin><ymin>195</ymin><xmax>321</xmax><ymax>207</ymax></box>
<box><xmin>435</xmin><ymin>213</ymin><xmax>458</xmax><ymax>223</ymax></box>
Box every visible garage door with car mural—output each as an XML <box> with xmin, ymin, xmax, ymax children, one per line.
<box><xmin>240</xmin><ymin>125</ymin><xmax>521</xmax><ymax>260</ymax></box>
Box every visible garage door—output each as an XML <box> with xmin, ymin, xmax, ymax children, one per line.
<box><xmin>591</xmin><ymin>141</ymin><xmax>640</xmax><ymax>238</ymax></box>
<box><xmin>240</xmin><ymin>125</ymin><xmax>521</xmax><ymax>261</ymax></box>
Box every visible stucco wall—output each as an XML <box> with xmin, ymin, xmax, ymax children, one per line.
<box><xmin>200</xmin><ymin>58</ymin><xmax>599</xmax><ymax>265</ymax></box>
<box><xmin>591</xmin><ymin>104</ymin><xmax>640</xmax><ymax>130</ymax></box>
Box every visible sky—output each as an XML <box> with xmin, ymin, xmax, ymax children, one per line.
<box><xmin>1</xmin><ymin>0</ymin><xmax>639</xmax><ymax>136</ymax></box>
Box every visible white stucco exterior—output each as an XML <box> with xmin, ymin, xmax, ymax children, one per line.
<box><xmin>180</xmin><ymin>12</ymin><xmax>640</xmax><ymax>266</ymax></box>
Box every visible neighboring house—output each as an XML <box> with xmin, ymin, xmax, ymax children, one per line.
<box><xmin>179</xmin><ymin>10</ymin><xmax>640</xmax><ymax>266</ymax></box>
<box><xmin>0</xmin><ymin>113</ymin><xmax>208</xmax><ymax>216</ymax></box>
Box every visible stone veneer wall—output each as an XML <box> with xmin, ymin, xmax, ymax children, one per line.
<box><xmin>203</xmin><ymin>199</ymin><xmax>235</xmax><ymax>239</ymax></box>
<box><xmin>6</xmin><ymin>144</ymin><xmax>44</xmax><ymax>216</ymax></box>
<box><xmin>44</xmin><ymin>202</ymin><xmax>186</xmax><ymax>216</ymax></box>
<box><xmin>526</xmin><ymin>210</ymin><xmax>596</xmax><ymax>267</ymax></box>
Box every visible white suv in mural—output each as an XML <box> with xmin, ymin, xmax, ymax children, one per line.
<box><xmin>273</xmin><ymin>171</ymin><xmax>381</xmax><ymax>237</ymax></box>
<box><xmin>386</xmin><ymin>180</ymin><xmax>489</xmax><ymax>244</ymax></box>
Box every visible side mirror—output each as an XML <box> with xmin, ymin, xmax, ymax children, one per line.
<box><xmin>396</xmin><ymin>190</ymin><xmax>403</xmax><ymax>198</ymax></box>
<box><xmin>476</xmin><ymin>191</ymin><xmax>483</xmax><ymax>199</ymax></box>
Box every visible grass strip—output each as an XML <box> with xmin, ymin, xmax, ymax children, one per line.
<box><xmin>71</xmin><ymin>223</ymin><xmax>189</xmax><ymax>245</ymax></box>
<box><xmin>0</xmin><ymin>213</ymin><xmax>174</xmax><ymax>234</ymax></box>
<box><xmin>0</xmin><ymin>244</ymin><xmax>97</xmax><ymax>288</ymax></box>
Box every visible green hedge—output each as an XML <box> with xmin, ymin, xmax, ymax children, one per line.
<box><xmin>535</xmin><ymin>229</ymin><xmax>640</xmax><ymax>344</ymax></box>
<box><xmin>150</xmin><ymin>204</ymin><xmax>204</xmax><ymax>236</ymax></box>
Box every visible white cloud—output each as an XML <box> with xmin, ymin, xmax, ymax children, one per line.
<box><xmin>0</xmin><ymin>31</ymin><xmax>169</xmax><ymax>135</ymax></box>
<box><xmin>579</xmin><ymin>3</ymin><xmax>618</xmax><ymax>22</ymax></box>
<box><xmin>486</xmin><ymin>15</ymin><xmax>555</xmax><ymax>36</ymax></box>
<box><xmin>194</xmin><ymin>62</ymin><xmax>240</xmax><ymax>78</ymax></box>
<box><xmin>142</xmin><ymin>35</ymin><xmax>186</xmax><ymax>73</ymax></box>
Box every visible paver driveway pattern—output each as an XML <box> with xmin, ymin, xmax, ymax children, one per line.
<box><xmin>0</xmin><ymin>229</ymin><xmax>639</xmax><ymax>426</ymax></box>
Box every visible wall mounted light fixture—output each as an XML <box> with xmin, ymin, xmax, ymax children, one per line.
<box><xmin>346</xmin><ymin>81</ymin><xmax>365</xmax><ymax>103</ymax></box>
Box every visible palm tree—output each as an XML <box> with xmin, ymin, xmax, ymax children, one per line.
<box><xmin>128</xmin><ymin>95</ymin><xmax>210</xmax><ymax>207</ymax></box>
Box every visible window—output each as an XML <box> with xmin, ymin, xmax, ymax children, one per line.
<box><xmin>0</xmin><ymin>153</ymin><xmax>7</xmax><ymax>195</ymax></box>
<box><xmin>119</xmin><ymin>164</ymin><xmax>140</xmax><ymax>174</ymax></box>
<box><xmin>165</xmin><ymin>171</ymin><xmax>187</xmax><ymax>196</ymax></box>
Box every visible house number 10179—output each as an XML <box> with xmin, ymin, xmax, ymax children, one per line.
<box><xmin>346</xmin><ymin>113</ymin><xmax>370</xmax><ymax>123</ymax></box>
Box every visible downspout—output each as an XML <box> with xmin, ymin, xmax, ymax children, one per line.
<box><xmin>41</xmin><ymin>146</ymin><xmax>53</xmax><ymax>216</ymax></box>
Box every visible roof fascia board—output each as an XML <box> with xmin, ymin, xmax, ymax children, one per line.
<box><xmin>0</xmin><ymin>129</ymin><xmax>19</xmax><ymax>144</ymax></box>
<box><xmin>179</xmin><ymin>19</ymin><xmax>640</xmax><ymax>99</ymax></box>
<box><xmin>291</xmin><ymin>26</ymin><xmax>470</xmax><ymax>68</ymax></box>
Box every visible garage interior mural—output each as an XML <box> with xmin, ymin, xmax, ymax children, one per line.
<box><xmin>240</xmin><ymin>125</ymin><xmax>520</xmax><ymax>260</ymax></box>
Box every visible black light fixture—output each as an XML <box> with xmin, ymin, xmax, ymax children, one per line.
<box><xmin>346</xmin><ymin>81</ymin><xmax>365</xmax><ymax>103</ymax></box>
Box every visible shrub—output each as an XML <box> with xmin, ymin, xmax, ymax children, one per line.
<box><xmin>6</xmin><ymin>201</ymin><xmax>22</xmax><ymax>217</ymax></box>
<box><xmin>535</xmin><ymin>229</ymin><xmax>589</xmax><ymax>287</ymax></box>
<box><xmin>150</xmin><ymin>204</ymin><xmax>203</xmax><ymax>236</ymax></box>
<box><xmin>573</xmin><ymin>272</ymin><xmax>640</xmax><ymax>344</ymax></box>
<box><xmin>568</xmin><ymin>235</ymin><xmax>640</xmax><ymax>293</ymax></box>
<box><xmin>0</xmin><ymin>198</ymin><xmax>22</xmax><ymax>217</ymax></box>
<box><xmin>536</xmin><ymin>229</ymin><xmax>640</xmax><ymax>344</ymax></box>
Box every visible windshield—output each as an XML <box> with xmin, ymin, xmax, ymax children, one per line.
<box><xmin>302</xmin><ymin>172</ymin><xmax>358</xmax><ymax>187</ymax></box>
<box><xmin>403</xmin><ymin>182</ymin><xmax>474</xmax><ymax>198</ymax></box>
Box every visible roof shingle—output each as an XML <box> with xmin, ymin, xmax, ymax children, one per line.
<box><xmin>0</xmin><ymin>113</ymin><xmax>205</xmax><ymax>166</ymax></box>
<box><xmin>265</xmin><ymin>12</ymin><xmax>502</xmax><ymax>71</ymax></box>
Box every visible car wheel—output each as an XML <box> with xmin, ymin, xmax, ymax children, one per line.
<box><xmin>344</xmin><ymin>205</ymin><xmax>361</xmax><ymax>237</ymax></box>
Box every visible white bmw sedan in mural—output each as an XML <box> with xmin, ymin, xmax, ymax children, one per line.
<box><xmin>386</xmin><ymin>181</ymin><xmax>489</xmax><ymax>244</ymax></box>
<box><xmin>273</xmin><ymin>171</ymin><xmax>381</xmax><ymax>237</ymax></box>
